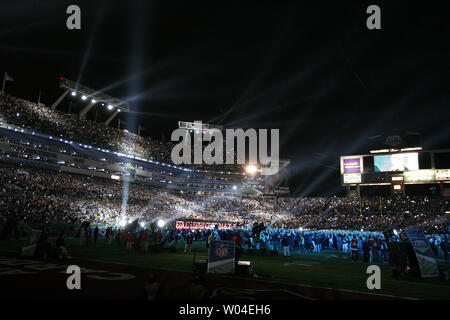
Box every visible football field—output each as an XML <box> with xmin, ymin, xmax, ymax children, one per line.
<box><xmin>0</xmin><ymin>238</ymin><xmax>449</xmax><ymax>300</ymax></box>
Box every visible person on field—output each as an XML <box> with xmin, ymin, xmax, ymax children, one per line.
<box><xmin>144</xmin><ymin>273</ymin><xmax>163</xmax><ymax>300</ymax></box>
<box><xmin>362</xmin><ymin>239</ymin><xmax>371</xmax><ymax>263</ymax></box>
<box><xmin>350</xmin><ymin>236</ymin><xmax>359</xmax><ymax>261</ymax></box>
<box><xmin>108</xmin><ymin>228</ymin><xmax>114</xmax><ymax>245</ymax></box>
<box><xmin>56</xmin><ymin>234</ymin><xmax>72</xmax><ymax>259</ymax></box>
<box><xmin>126</xmin><ymin>232</ymin><xmax>134</xmax><ymax>250</ymax></box>
<box><xmin>282</xmin><ymin>235</ymin><xmax>290</xmax><ymax>257</ymax></box>
<box><xmin>120</xmin><ymin>230</ymin><xmax>127</xmax><ymax>246</ymax></box>
<box><xmin>231</xmin><ymin>232</ymin><xmax>242</xmax><ymax>249</ymax></box>
<box><xmin>371</xmin><ymin>238</ymin><xmax>379</xmax><ymax>263</ymax></box>
<box><xmin>207</xmin><ymin>231</ymin><xmax>216</xmax><ymax>249</ymax></box>
<box><xmin>141</xmin><ymin>229</ymin><xmax>149</xmax><ymax>252</ymax></box>
<box><xmin>342</xmin><ymin>235</ymin><xmax>349</xmax><ymax>253</ymax></box>
<box><xmin>79</xmin><ymin>225</ymin><xmax>86</xmax><ymax>247</ymax></box>
<box><xmin>104</xmin><ymin>227</ymin><xmax>110</xmax><ymax>243</ymax></box>
<box><xmin>184</xmin><ymin>231</ymin><xmax>193</xmax><ymax>254</ymax></box>
<box><xmin>93</xmin><ymin>226</ymin><xmax>99</xmax><ymax>244</ymax></box>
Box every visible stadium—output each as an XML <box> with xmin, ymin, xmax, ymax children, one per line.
<box><xmin>0</xmin><ymin>1</ymin><xmax>449</xmax><ymax>309</ymax></box>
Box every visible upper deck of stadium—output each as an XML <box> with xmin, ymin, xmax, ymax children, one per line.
<box><xmin>0</xmin><ymin>92</ymin><xmax>264</xmax><ymax>194</ymax></box>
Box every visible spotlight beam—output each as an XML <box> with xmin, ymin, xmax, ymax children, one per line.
<box><xmin>105</xmin><ymin>110</ymin><xmax>120</xmax><ymax>126</ymax></box>
<box><xmin>79</xmin><ymin>101</ymin><xmax>96</xmax><ymax>120</ymax></box>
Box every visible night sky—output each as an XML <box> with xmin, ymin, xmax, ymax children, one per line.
<box><xmin>1</xmin><ymin>1</ymin><xmax>449</xmax><ymax>196</ymax></box>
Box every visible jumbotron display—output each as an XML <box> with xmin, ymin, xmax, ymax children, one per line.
<box><xmin>374</xmin><ymin>152</ymin><xmax>419</xmax><ymax>172</ymax></box>
<box><xmin>340</xmin><ymin>149</ymin><xmax>450</xmax><ymax>196</ymax></box>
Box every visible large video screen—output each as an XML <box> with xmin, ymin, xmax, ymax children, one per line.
<box><xmin>374</xmin><ymin>152</ymin><xmax>419</xmax><ymax>172</ymax></box>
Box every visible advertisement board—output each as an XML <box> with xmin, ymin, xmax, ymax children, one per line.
<box><xmin>403</xmin><ymin>170</ymin><xmax>435</xmax><ymax>183</ymax></box>
<box><xmin>175</xmin><ymin>220</ymin><xmax>238</xmax><ymax>230</ymax></box>
<box><xmin>436</xmin><ymin>169</ymin><xmax>450</xmax><ymax>181</ymax></box>
<box><xmin>343</xmin><ymin>173</ymin><xmax>361</xmax><ymax>184</ymax></box>
<box><xmin>207</xmin><ymin>240</ymin><xmax>235</xmax><ymax>274</ymax></box>
<box><xmin>343</xmin><ymin>158</ymin><xmax>361</xmax><ymax>173</ymax></box>
<box><xmin>374</xmin><ymin>152</ymin><xmax>419</xmax><ymax>172</ymax></box>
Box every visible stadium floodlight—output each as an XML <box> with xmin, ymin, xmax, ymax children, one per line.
<box><xmin>370</xmin><ymin>149</ymin><xmax>390</xmax><ymax>154</ymax></box>
<box><xmin>107</xmin><ymin>104</ymin><xmax>113</xmax><ymax>110</ymax></box>
<box><xmin>393</xmin><ymin>229</ymin><xmax>398</xmax><ymax>236</ymax></box>
<box><xmin>140</xmin><ymin>222</ymin><xmax>145</xmax><ymax>228</ymax></box>
<box><xmin>245</xmin><ymin>165</ymin><xmax>258</xmax><ymax>174</ymax></box>
<box><xmin>400</xmin><ymin>147</ymin><xmax>422</xmax><ymax>152</ymax></box>
<box><xmin>128</xmin><ymin>219</ymin><xmax>133</xmax><ymax>224</ymax></box>
<box><xmin>81</xmin><ymin>95</ymin><xmax>87</xmax><ymax>100</ymax></box>
<box><xmin>119</xmin><ymin>219</ymin><xmax>126</xmax><ymax>227</ymax></box>
<box><xmin>57</xmin><ymin>78</ymin><xmax>131</xmax><ymax>115</ymax></box>
<box><xmin>157</xmin><ymin>219</ymin><xmax>165</xmax><ymax>228</ymax></box>
<box><xmin>91</xmin><ymin>99</ymin><xmax>96</xmax><ymax>103</ymax></box>
<box><xmin>117</xmin><ymin>108</ymin><xmax>121</xmax><ymax>112</ymax></box>
<box><xmin>71</xmin><ymin>91</ymin><xmax>76</xmax><ymax>96</ymax></box>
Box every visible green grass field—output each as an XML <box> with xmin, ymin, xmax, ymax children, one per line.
<box><xmin>1</xmin><ymin>238</ymin><xmax>449</xmax><ymax>299</ymax></box>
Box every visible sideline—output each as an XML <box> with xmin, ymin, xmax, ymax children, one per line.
<box><xmin>76</xmin><ymin>256</ymin><xmax>419</xmax><ymax>300</ymax></box>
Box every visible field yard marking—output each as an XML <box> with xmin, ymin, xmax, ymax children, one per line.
<box><xmin>72</xmin><ymin>257</ymin><xmax>194</xmax><ymax>274</ymax></box>
<box><xmin>211</xmin><ymin>287</ymin><xmax>315</xmax><ymax>300</ymax></box>
<box><xmin>255</xmin><ymin>260</ymin><xmax>450</xmax><ymax>290</ymax></box>
<box><xmin>277</xmin><ymin>266</ymin><xmax>450</xmax><ymax>290</ymax></box>
<box><xmin>283</xmin><ymin>262</ymin><xmax>313</xmax><ymax>267</ymax></box>
<box><xmin>240</xmin><ymin>275</ymin><xmax>420</xmax><ymax>300</ymax></box>
<box><xmin>71</xmin><ymin>256</ymin><xmax>450</xmax><ymax>298</ymax></box>
<box><xmin>73</xmin><ymin>257</ymin><xmax>420</xmax><ymax>300</ymax></box>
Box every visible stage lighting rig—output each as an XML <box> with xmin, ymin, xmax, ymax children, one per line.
<box><xmin>52</xmin><ymin>77</ymin><xmax>130</xmax><ymax>125</ymax></box>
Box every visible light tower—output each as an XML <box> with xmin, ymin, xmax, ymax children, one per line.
<box><xmin>51</xmin><ymin>77</ymin><xmax>130</xmax><ymax>124</ymax></box>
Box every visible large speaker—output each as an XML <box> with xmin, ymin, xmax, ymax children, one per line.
<box><xmin>387</xmin><ymin>241</ymin><xmax>420</xmax><ymax>278</ymax></box>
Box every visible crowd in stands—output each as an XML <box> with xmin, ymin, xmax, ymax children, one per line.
<box><xmin>0</xmin><ymin>93</ymin><xmax>242</xmax><ymax>173</ymax></box>
<box><xmin>0</xmin><ymin>93</ymin><xmax>448</xmax><ymax>248</ymax></box>
<box><xmin>0</xmin><ymin>93</ymin><xmax>174</xmax><ymax>163</ymax></box>
<box><xmin>1</xmin><ymin>166</ymin><xmax>448</xmax><ymax>235</ymax></box>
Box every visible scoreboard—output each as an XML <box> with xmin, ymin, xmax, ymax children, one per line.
<box><xmin>340</xmin><ymin>149</ymin><xmax>450</xmax><ymax>196</ymax></box>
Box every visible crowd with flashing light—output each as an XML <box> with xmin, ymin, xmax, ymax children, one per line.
<box><xmin>1</xmin><ymin>166</ymin><xmax>448</xmax><ymax>236</ymax></box>
<box><xmin>0</xmin><ymin>92</ymin><xmax>449</xmax><ymax>258</ymax></box>
<box><xmin>0</xmin><ymin>93</ymin><xmax>174</xmax><ymax>162</ymax></box>
<box><xmin>0</xmin><ymin>93</ymin><xmax>241</xmax><ymax>173</ymax></box>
